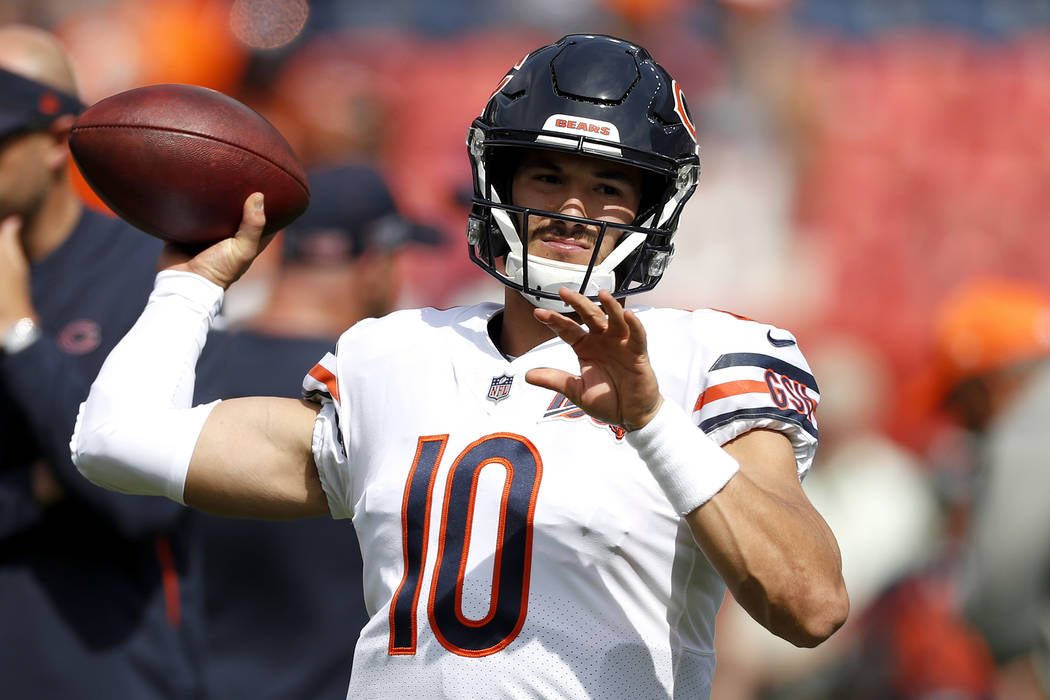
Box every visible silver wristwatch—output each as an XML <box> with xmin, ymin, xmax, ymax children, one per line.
<box><xmin>2</xmin><ymin>317</ymin><xmax>42</xmax><ymax>355</ymax></box>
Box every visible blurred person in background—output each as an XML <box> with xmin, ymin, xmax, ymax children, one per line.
<box><xmin>0</xmin><ymin>24</ymin><xmax>205</xmax><ymax>699</ymax></box>
<box><xmin>789</xmin><ymin>278</ymin><xmax>1050</xmax><ymax>700</ymax></box>
<box><xmin>743</xmin><ymin>291</ymin><xmax>1043</xmax><ymax>699</ymax></box>
<box><xmin>241</xmin><ymin>163</ymin><xmax>443</xmax><ymax>339</ymax></box>
<box><xmin>751</xmin><ymin>333</ymin><xmax>999</xmax><ymax>700</ymax></box>
<box><xmin>261</xmin><ymin>39</ymin><xmax>390</xmax><ymax>170</ymax></box>
<box><xmin>193</xmin><ymin>162</ymin><xmax>442</xmax><ymax>700</ymax></box>
<box><xmin>646</xmin><ymin>0</ymin><xmax>827</xmax><ymax>328</ymax></box>
<box><xmin>913</xmin><ymin>279</ymin><xmax>1050</xmax><ymax>700</ymax></box>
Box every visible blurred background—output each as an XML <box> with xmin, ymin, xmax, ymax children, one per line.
<box><xmin>5</xmin><ymin>0</ymin><xmax>1049</xmax><ymax>697</ymax></box>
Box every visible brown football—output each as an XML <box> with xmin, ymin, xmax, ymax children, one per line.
<box><xmin>69</xmin><ymin>83</ymin><xmax>309</xmax><ymax>245</ymax></box>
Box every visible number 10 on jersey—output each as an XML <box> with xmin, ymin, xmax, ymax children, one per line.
<box><xmin>388</xmin><ymin>433</ymin><xmax>544</xmax><ymax>657</ymax></box>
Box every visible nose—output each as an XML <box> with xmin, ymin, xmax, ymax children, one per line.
<box><xmin>553</xmin><ymin>188</ymin><xmax>599</xmax><ymax>229</ymax></box>
<box><xmin>555</xmin><ymin>192</ymin><xmax>586</xmax><ymax>217</ymax></box>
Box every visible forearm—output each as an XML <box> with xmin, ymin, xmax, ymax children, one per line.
<box><xmin>627</xmin><ymin>403</ymin><xmax>846</xmax><ymax>647</ymax></box>
<box><xmin>687</xmin><ymin>461</ymin><xmax>847</xmax><ymax>647</ymax></box>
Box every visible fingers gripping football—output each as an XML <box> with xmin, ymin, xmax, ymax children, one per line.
<box><xmin>526</xmin><ymin>288</ymin><xmax>663</xmax><ymax>432</ymax></box>
<box><xmin>160</xmin><ymin>193</ymin><xmax>273</xmax><ymax>290</ymax></box>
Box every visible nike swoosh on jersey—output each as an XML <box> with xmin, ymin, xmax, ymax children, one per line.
<box><xmin>766</xmin><ymin>330</ymin><xmax>796</xmax><ymax>347</ymax></box>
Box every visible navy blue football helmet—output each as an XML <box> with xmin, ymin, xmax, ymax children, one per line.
<box><xmin>466</xmin><ymin>34</ymin><xmax>701</xmax><ymax>310</ymax></box>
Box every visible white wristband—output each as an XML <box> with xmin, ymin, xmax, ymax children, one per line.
<box><xmin>626</xmin><ymin>400</ymin><xmax>740</xmax><ymax>516</ymax></box>
<box><xmin>71</xmin><ymin>270</ymin><xmax>224</xmax><ymax>503</ymax></box>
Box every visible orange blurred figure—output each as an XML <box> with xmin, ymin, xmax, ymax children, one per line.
<box><xmin>900</xmin><ymin>278</ymin><xmax>1050</xmax><ymax>435</ymax></box>
<box><xmin>58</xmin><ymin>0</ymin><xmax>248</xmax><ymax>104</ymax></box>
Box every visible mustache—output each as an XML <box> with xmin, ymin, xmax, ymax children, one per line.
<box><xmin>531</xmin><ymin>220</ymin><xmax>599</xmax><ymax>244</ymax></box>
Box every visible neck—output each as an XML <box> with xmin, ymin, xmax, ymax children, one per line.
<box><xmin>22</xmin><ymin>175</ymin><xmax>81</xmax><ymax>262</ymax></box>
<box><xmin>498</xmin><ymin>288</ymin><xmax>558</xmax><ymax>357</ymax></box>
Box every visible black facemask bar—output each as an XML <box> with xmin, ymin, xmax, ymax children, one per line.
<box><xmin>467</xmin><ymin>198</ymin><xmax>676</xmax><ymax>303</ymax></box>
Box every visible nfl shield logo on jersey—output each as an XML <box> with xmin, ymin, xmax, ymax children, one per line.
<box><xmin>487</xmin><ymin>374</ymin><xmax>514</xmax><ymax>402</ymax></box>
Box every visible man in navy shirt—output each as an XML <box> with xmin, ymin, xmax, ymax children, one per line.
<box><xmin>0</xmin><ymin>25</ymin><xmax>205</xmax><ymax>698</ymax></box>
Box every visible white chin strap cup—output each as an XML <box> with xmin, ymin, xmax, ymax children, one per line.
<box><xmin>491</xmin><ymin>202</ymin><xmax>649</xmax><ymax>312</ymax></box>
<box><xmin>505</xmin><ymin>252</ymin><xmax>614</xmax><ymax>311</ymax></box>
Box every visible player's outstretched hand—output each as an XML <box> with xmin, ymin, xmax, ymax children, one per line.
<box><xmin>158</xmin><ymin>193</ymin><xmax>272</xmax><ymax>290</ymax></box>
<box><xmin>526</xmin><ymin>287</ymin><xmax>663</xmax><ymax>432</ymax></box>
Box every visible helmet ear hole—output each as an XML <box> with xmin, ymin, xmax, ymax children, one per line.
<box><xmin>636</xmin><ymin>172</ymin><xmax>668</xmax><ymax>227</ymax></box>
<box><xmin>487</xmin><ymin>223</ymin><xmax>511</xmax><ymax>259</ymax></box>
<box><xmin>468</xmin><ymin>210</ymin><xmax>511</xmax><ymax>261</ymax></box>
<box><xmin>615</xmin><ymin>244</ymin><xmax>654</xmax><ymax>286</ymax></box>
<box><xmin>485</xmin><ymin>147</ymin><xmax>523</xmax><ymax>207</ymax></box>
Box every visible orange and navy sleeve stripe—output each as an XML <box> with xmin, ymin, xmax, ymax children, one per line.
<box><xmin>695</xmin><ymin>352</ymin><xmax>819</xmax><ymax>440</ymax></box>
<box><xmin>302</xmin><ymin>351</ymin><xmax>340</xmax><ymax>403</ymax></box>
<box><xmin>694</xmin><ymin>379</ymin><xmax>769</xmax><ymax>411</ymax></box>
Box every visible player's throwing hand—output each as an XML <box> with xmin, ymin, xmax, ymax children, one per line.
<box><xmin>526</xmin><ymin>287</ymin><xmax>663</xmax><ymax>432</ymax></box>
<box><xmin>158</xmin><ymin>193</ymin><xmax>272</xmax><ymax>289</ymax></box>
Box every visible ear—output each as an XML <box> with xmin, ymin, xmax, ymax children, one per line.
<box><xmin>45</xmin><ymin>114</ymin><xmax>76</xmax><ymax>171</ymax></box>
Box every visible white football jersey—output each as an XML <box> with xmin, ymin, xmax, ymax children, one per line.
<box><xmin>303</xmin><ymin>303</ymin><xmax>819</xmax><ymax>699</ymax></box>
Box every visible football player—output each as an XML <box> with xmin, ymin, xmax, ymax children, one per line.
<box><xmin>72</xmin><ymin>34</ymin><xmax>848</xmax><ymax>698</ymax></box>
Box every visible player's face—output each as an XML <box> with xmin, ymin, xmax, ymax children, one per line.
<box><xmin>511</xmin><ymin>150</ymin><xmax>643</xmax><ymax>267</ymax></box>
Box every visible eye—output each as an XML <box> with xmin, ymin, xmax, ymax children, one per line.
<box><xmin>598</xmin><ymin>183</ymin><xmax>624</xmax><ymax>197</ymax></box>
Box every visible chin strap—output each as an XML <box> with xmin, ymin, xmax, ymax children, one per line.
<box><xmin>505</xmin><ymin>253</ymin><xmax>612</xmax><ymax>311</ymax></box>
<box><xmin>504</xmin><ymin>231</ymin><xmax>648</xmax><ymax>312</ymax></box>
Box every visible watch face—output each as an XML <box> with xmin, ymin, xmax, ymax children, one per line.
<box><xmin>3</xmin><ymin>317</ymin><xmax>41</xmax><ymax>354</ymax></box>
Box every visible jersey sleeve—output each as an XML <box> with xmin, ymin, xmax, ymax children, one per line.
<box><xmin>302</xmin><ymin>350</ymin><xmax>354</xmax><ymax>519</ymax></box>
<box><xmin>693</xmin><ymin>319</ymin><xmax>820</xmax><ymax>480</ymax></box>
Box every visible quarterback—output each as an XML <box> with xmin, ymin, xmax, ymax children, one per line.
<box><xmin>72</xmin><ymin>35</ymin><xmax>848</xmax><ymax>698</ymax></box>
